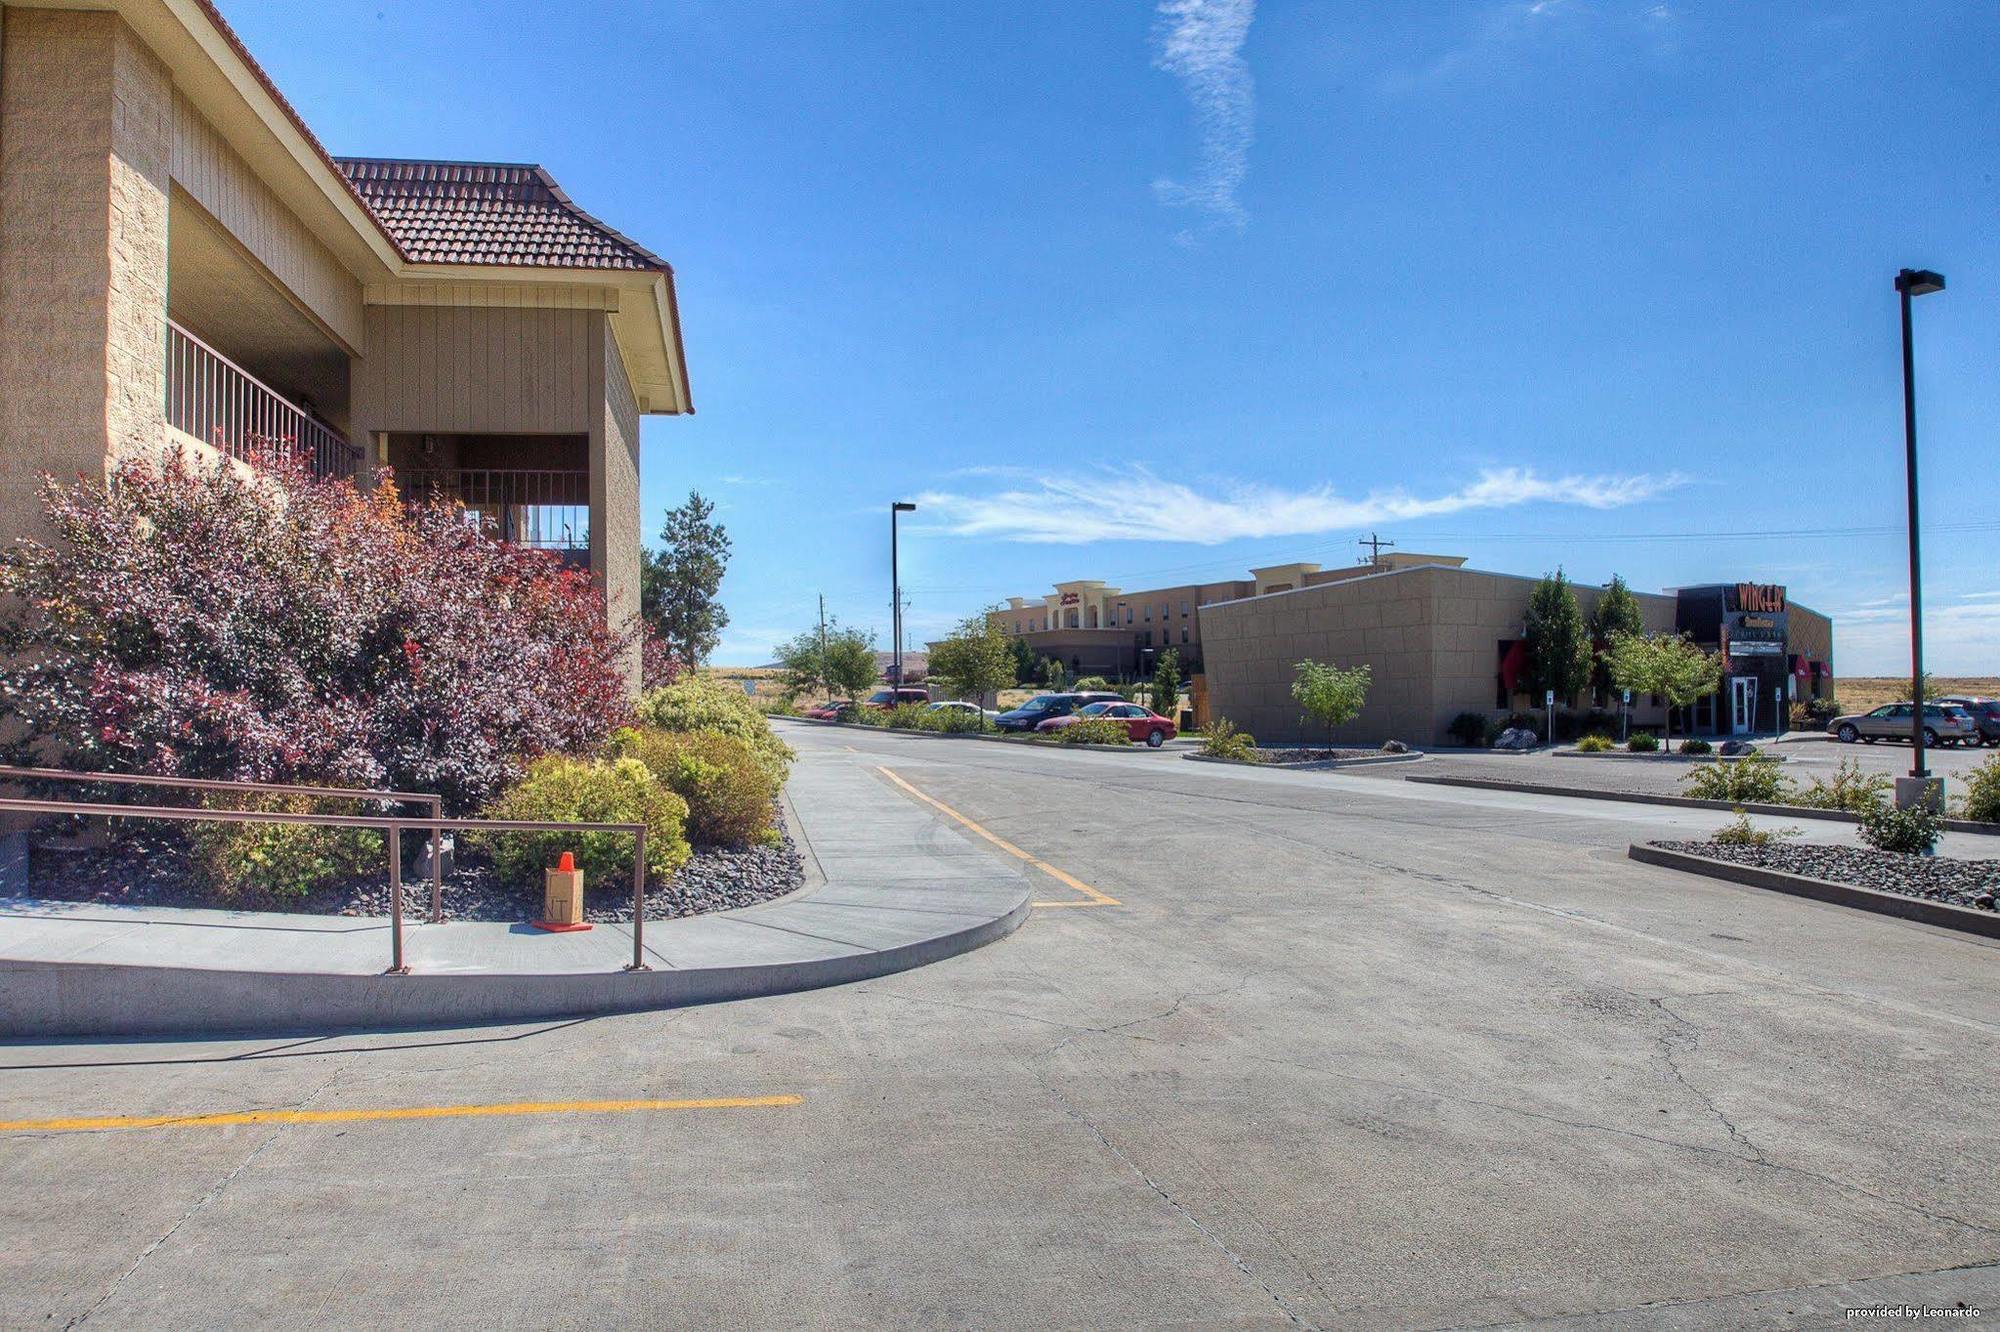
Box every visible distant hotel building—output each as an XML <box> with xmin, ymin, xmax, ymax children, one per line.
<box><xmin>981</xmin><ymin>554</ymin><xmax>1834</xmax><ymax>746</ymax></box>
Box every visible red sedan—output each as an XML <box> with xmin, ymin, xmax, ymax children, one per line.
<box><xmin>800</xmin><ymin>700</ymin><xmax>852</xmax><ymax>720</ymax></box>
<box><xmin>1035</xmin><ymin>701</ymin><xmax>1178</xmax><ymax>747</ymax></box>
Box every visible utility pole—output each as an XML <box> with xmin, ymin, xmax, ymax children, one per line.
<box><xmin>817</xmin><ymin>593</ymin><xmax>828</xmax><ymax>697</ymax></box>
<box><xmin>1359</xmin><ymin>532</ymin><xmax>1394</xmax><ymax>565</ymax></box>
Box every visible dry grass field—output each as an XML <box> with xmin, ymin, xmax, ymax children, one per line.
<box><xmin>1835</xmin><ymin>676</ymin><xmax>2000</xmax><ymax>712</ymax></box>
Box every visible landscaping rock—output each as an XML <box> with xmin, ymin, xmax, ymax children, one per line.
<box><xmin>1718</xmin><ymin>740</ymin><xmax>1758</xmax><ymax>757</ymax></box>
<box><xmin>1493</xmin><ymin>727</ymin><xmax>1539</xmax><ymax>751</ymax></box>
<box><xmin>1380</xmin><ymin>740</ymin><xmax>1410</xmax><ymax>754</ymax></box>
<box><xmin>1649</xmin><ymin>839</ymin><xmax>1999</xmax><ymax>912</ymax></box>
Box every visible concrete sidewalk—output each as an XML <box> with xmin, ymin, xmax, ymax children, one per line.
<box><xmin>0</xmin><ymin>754</ymin><xmax>1031</xmax><ymax>1038</ymax></box>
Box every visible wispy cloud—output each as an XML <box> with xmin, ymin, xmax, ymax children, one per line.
<box><xmin>1823</xmin><ymin>591</ymin><xmax>2000</xmax><ymax>676</ymax></box>
<box><xmin>915</xmin><ymin>465</ymin><xmax>1684</xmax><ymax>545</ymax></box>
<box><xmin>1151</xmin><ymin>0</ymin><xmax>1256</xmax><ymax>239</ymax></box>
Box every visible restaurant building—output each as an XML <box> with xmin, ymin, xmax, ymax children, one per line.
<box><xmin>1195</xmin><ymin>556</ymin><xmax>1833</xmax><ymax>746</ymax></box>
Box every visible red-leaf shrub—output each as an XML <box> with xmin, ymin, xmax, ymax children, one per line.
<box><xmin>0</xmin><ymin>451</ymin><xmax>632</xmax><ymax>813</ymax></box>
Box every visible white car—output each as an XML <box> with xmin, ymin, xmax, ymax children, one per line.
<box><xmin>927</xmin><ymin>700</ymin><xmax>998</xmax><ymax>723</ymax></box>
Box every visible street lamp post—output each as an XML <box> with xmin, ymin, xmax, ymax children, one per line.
<box><xmin>890</xmin><ymin>501</ymin><xmax>916</xmax><ymax>688</ymax></box>
<box><xmin>1895</xmin><ymin>267</ymin><xmax>1944</xmax><ymax>799</ymax></box>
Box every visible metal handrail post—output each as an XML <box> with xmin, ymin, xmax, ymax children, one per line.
<box><xmin>387</xmin><ymin>823</ymin><xmax>409</xmax><ymax>975</ymax></box>
<box><xmin>627</xmin><ymin>826</ymin><xmax>649</xmax><ymax>971</ymax></box>
<box><xmin>428</xmin><ymin>797</ymin><xmax>445</xmax><ymax>924</ymax></box>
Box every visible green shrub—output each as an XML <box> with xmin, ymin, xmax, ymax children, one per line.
<box><xmin>1712</xmin><ymin>809</ymin><xmax>1798</xmax><ymax>847</ymax></box>
<box><xmin>1859</xmin><ymin>800</ymin><xmax>1941</xmax><ymax>855</ymax></box>
<box><xmin>1793</xmin><ymin>758</ymin><xmax>1892</xmax><ymax>813</ymax></box>
<box><xmin>1682</xmin><ymin>753</ymin><xmax>1791</xmax><ymax>804</ymax></box>
<box><xmin>1052</xmin><ymin>719</ymin><xmax>1132</xmax><ymax>746</ymax></box>
<box><xmin>635</xmin><ymin>675</ymin><xmax>794</xmax><ymax>779</ymax></box>
<box><xmin>1575</xmin><ymin>733</ymin><xmax>1614</xmax><ymax>753</ymax></box>
<box><xmin>1199</xmin><ymin>719</ymin><xmax>1260</xmax><ymax>762</ymax></box>
<box><xmin>471</xmin><ymin>755</ymin><xmax>690</xmax><ymax>888</ymax></box>
<box><xmin>1957</xmin><ymin>753</ymin><xmax>2000</xmax><ymax>824</ymax></box>
<box><xmin>1447</xmin><ymin>712</ymin><xmax>1491</xmax><ymax>748</ymax></box>
<box><xmin>1072</xmin><ymin>676</ymin><xmax>1112</xmax><ymax>690</ymax></box>
<box><xmin>609</xmin><ymin>727</ymin><xmax>780</xmax><ymax>847</ymax></box>
<box><xmin>1627</xmin><ymin>732</ymin><xmax>1659</xmax><ymax>753</ymax></box>
<box><xmin>189</xmin><ymin>796</ymin><xmax>384</xmax><ymax>900</ymax></box>
<box><xmin>1679</xmin><ymin>738</ymin><xmax>1713</xmax><ymax>756</ymax></box>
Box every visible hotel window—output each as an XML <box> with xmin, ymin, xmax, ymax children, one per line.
<box><xmin>1180</xmin><ymin>601</ymin><xmax>1189</xmax><ymax>616</ymax></box>
<box><xmin>1180</xmin><ymin>626</ymin><xmax>1189</xmax><ymax>644</ymax></box>
<box><xmin>1143</xmin><ymin>606</ymin><xmax>1151</xmax><ymax>622</ymax></box>
<box><xmin>1124</xmin><ymin>606</ymin><xmax>1133</xmax><ymax>624</ymax></box>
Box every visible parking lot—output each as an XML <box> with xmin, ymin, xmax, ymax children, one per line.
<box><xmin>3</xmin><ymin>722</ymin><xmax>1996</xmax><ymax>1329</ymax></box>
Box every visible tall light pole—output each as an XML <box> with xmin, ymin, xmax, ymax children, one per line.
<box><xmin>1895</xmin><ymin>268</ymin><xmax>1944</xmax><ymax>794</ymax></box>
<box><xmin>890</xmin><ymin>501</ymin><xmax>916</xmax><ymax>688</ymax></box>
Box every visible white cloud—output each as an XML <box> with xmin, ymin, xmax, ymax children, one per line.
<box><xmin>1151</xmin><ymin>0</ymin><xmax>1256</xmax><ymax>234</ymax></box>
<box><xmin>914</xmin><ymin>465</ymin><xmax>1684</xmax><ymax>546</ymax></box>
<box><xmin>1821</xmin><ymin>592</ymin><xmax>2000</xmax><ymax>676</ymax></box>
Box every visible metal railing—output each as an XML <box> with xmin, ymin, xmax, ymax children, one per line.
<box><xmin>0</xmin><ymin>768</ymin><xmax>650</xmax><ymax>975</ymax></box>
<box><xmin>394</xmin><ymin>468</ymin><xmax>591</xmax><ymax>552</ymax></box>
<box><xmin>165</xmin><ymin>319</ymin><xmax>362</xmax><ymax>479</ymax></box>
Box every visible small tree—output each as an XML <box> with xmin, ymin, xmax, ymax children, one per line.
<box><xmin>1588</xmin><ymin>574</ymin><xmax>1644</xmax><ymax>703</ymax></box>
<box><xmin>640</xmin><ymin>490</ymin><xmax>731</xmax><ymax>668</ymax></box>
<box><xmin>1150</xmin><ymin>648</ymin><xmax>1182</xmax><ymax>719</ymax></box>
<box><xmin>1523</xmin><ymin>569</ymin><xmax>1592</xmax><ymax>707</ymax></box>
<box><xmin>821</xmin><ymin>624</ymin><xmax>881</xmax><ymax>701</ymax></box>
<box><xmin>1009</xmin><ymin>634</ymin><xmax>1037</xmax><ymax>685</ymax></box>
<box><xmin>1607</xmin><ymin>632</ymin><xmax>1721</xmax><ymax>753</ymax></box>
<box><xmin>1039</xmin><ymin>656</ymin><xmax>1066</xmax><ymax>689</ymax></box>
<box><xmin>772</xmin><ymin>623</ymin><xmax>829</xmax><ymax>701</ymax></box>
<box><xmin>1292</xmin><ymin>659</ymin><xmax>1372</xmax><ymax>748</ymax></box>
<box><xmin>927</xmin><ymin>611</ymin><xmax>1015</xmax><ymax>719</ymax></box>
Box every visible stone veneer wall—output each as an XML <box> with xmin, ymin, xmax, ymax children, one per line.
<box><xmin>0</xmin><ymin>9</ymin><xmax>171</xmax><ymax>541</ymax></box>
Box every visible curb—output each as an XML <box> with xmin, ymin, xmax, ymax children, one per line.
<box><xmin>1405</xmin><ymin>774</ymin><xmax>2000</xmax><ymax>837</ymax></box>
<box><xmin>1626</xmin><ymin>843</ymin><xmax>2000</xmax><ymax>939</ymax></box>
<box><xmin>774</xmin><ymin>716</ymin><xmax>1169</xmax><ymax>754</ymax></box>
<box><xmin>1182</xmin><ymin>751</ymin><xmax>1426</xmax><ymax>771</ymax></box>
<box><xmin>1552</xmin><ymin>750</ymin><xmax>1789</xmax><ymax>764</ymax></box>
<box><xmin>0</xmin><ymin>894</ymin><xmax>1031</xmax><ymax>1040</ymax></box>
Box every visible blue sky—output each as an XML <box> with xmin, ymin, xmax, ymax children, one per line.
<box><xmin>235</xmin><ymin>0</ymin><xmax>1998</xmax><ymax>674</ymax></box>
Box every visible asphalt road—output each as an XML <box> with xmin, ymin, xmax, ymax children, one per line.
<box><xmin>3</xmin><ymin>723</ymin><xmax>1996</xmax><ymax>1330</ymax></box>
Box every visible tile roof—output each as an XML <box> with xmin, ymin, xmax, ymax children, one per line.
<box><xmin>333</xmin><ymin>158</ymin><xmax>669</xmax><ymax>272</ymax></box>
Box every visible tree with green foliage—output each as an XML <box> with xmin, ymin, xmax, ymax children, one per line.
<box><xmin>927</xmin><ymin>611</ymin><xmax>1015</xmax><ymax>718</ymax></box>
<box><xmin>820</xmin><ymin>624</ymin><xmax>881</xmax><ymax>701</ymax></box>
<box><xmin>1039</xmin><ymin>656</ymin><xmax>1066</xmax><ymax>689</ymax></box>
<box><xmin>773</xmin><ymin>615</ymin><xmax>870</xmax><ymax>702</ymax></box>
<box><xmin>1607</xmin><ymin>631</ymin><xmax>1722</xmax><ymax>753</ymax></box>
<box><xmin>1009</xmin><ymin>634</ymin><xmax>1037</xmax><ymax>685</ymax></box>
<box><xmin>1291</xmin><ymin>659</ymin><xmax>1372</xmax><ymax>747</ymax></box>
<box><xmin>1150</xmin><ymin>648</ymin><xmax>1182</xmax><ymax>719</ymax></box>
<box><xmin>1588</xmin><ymin>574</ymin><xmax>1644</xmax><ymax>703</ymax></box>
<box><xmin>640</xmin><ymin>491</ymin><xmax>731</xmax><ymax>668</ymax></box>
<box><xmin>1523</xmin><ymin>569</ymin><xmax>1592</xmax><ymax>707</ymax></box>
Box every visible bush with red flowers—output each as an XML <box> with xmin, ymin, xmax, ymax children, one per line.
<box><xmin>0</xmin><ymin>451</ymin><xmax>633</xmax><ymax>813</ymax></box>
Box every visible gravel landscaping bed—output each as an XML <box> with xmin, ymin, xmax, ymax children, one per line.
<box><xmin>16</xmin><ymin>823</ymin><xmax>804</xmax><ymax>924</ymax></box>
<box><xmin>1257</xmin><ymin>747</ymin><xmax>1404</xmax><ymax>764</ymax></box>
<box><xmin>1648</xmin><ymin>840</ymin><xmax>1999</xmax><ymax>912</ymax></box>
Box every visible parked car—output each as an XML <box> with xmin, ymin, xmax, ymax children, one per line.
<box><xmin>927</xmin><ymin>700</ymin><xmax>998</xmax><ymax>724</ymax></box>
<box><xmin>992</xmin><ymin>690</ymin><xmax>1125</xmax><ymax>733</ymax></box>
<box><xmin>1828</xmin><ymin>702</ymin><xmax>1981</xmax><ymax>747</ymax></box>
<box><xmin>862</xmin><ymin>686</ymin><xmax>931</xmax><ymax>710</ymax></box>
<box><xmin>799</xmin><ymin>700</ymin><xmax>852</xmax><ymax>720</ymax></box>
<box><xmin>1035</xmin><ymin>700</ymin><xmax>1178</xmax><ymax>747</ymax></box>
<box><xmin>1938</xmin><ymin>696</ymin><xmax>2000</xmax><ymax>747</ymax></box>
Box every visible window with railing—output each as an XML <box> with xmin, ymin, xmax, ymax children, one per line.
<box><xmin>394</xmin><ymin>468</ymin><xmax>590</xmax><ymax>553</ymax></box>
<box><xmin>165</xmin><ymin>320</ymin><xmax>360</xmax><ymax>479</ymax></box>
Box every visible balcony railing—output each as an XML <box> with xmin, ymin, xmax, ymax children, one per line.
<box><xmin>165</xmin><ymin>319</ymin><xmax>361</xmax><ymax>479</ymax></box>
<box><xmin>394</xmin><ymin>468</ymin><xmax>591</xmax><ymax>554</ymax></box>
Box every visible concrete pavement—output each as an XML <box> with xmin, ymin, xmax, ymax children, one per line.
<box><xmin>1</xmin><ymin>720</ymin><xmax>1995</xmax><ymax>1328</ymax></box>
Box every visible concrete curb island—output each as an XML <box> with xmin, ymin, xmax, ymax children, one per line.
<box><xmin>1628</xmin><ymin>843</ymin><xmax>2000</xmax><ymax>939</ymax></box>
<box><xmin>1406</xmin><ymin>774</ymin><xmax>2000</xmax><ymax>837</ymax></box>
<box><xmin>0</xmin><ymin>753</ymin><xmax>1033</xmax><ymax>1040</ymax></box>
<box><xmin>1183</xmin><ymin>751</ymin><xmax>1426</xmax><ymax>771</ymax></box>
<box><xmin>774</xmin><ymin>715</ymin><xmax>1180</xmax><ymax>754</ymax></box>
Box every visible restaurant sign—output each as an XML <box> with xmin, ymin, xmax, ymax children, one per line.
<box><xmin>1732</xmin><ymin>583</ymin><xmax>1786</xmax><ymax>613</ymax></box>
<box><xmin>1058</xmin><ymin>591</ymin><xmax>1081</xmax><ymax>607</ymax></box>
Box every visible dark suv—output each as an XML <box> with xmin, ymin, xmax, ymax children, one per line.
<box><xmin>993</xmin><ymin>691</ymin><xmax>1124</xmax><ymax>732</ymax></box>
<box><xmin>1940</xmin><ymin>696</ymin><xmax>2000</xmax><ymax>747</ymax></box>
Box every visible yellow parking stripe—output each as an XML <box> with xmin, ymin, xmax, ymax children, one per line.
<box><xmin>0</xmin><ymin>1095</ymin><xmax>802</xmax><ymax>1134</ymax></box>
<box><xmin>876</xmin><ymin>767</ymin><xmax>1119</xmax><ymax>908</ymax></box>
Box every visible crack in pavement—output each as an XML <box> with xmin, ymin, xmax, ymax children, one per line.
<box><xmin>61</xmin><ymin>1053</ymin><xmax>362</xmax><ymax>1329</ymax></box>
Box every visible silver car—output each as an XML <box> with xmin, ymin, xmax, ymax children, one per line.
<box><xmin>1829</xmin><ymin>702</ymin><xmax>1980</xmax><ymax>747</ymax></box>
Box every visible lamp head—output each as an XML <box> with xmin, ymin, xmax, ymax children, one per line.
<box><xmin>1896</xmin><ymin>268</ymin><xmax>1945</xmax><ymax>297</ymax></box>
<box><xmin>892</xmin><ymin>501</ymin><xmax>917</xmax><ymax>513</ymax></box>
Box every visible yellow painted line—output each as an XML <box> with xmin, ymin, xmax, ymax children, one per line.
<box><xmin>876</xmin><ymin>767</ymin><xmax>1119</xmax><ymax>908</ymax></box>
<box><xmin>0</xmin><ymin>1095</ymin><xmax>802</xmax><ymax>1135</ymax></box>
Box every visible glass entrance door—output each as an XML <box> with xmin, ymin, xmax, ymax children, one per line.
<box><xmin>1729</xmin><ymin>676</ymin><xmax>1757</xmax><ymax>735</ymax></box>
